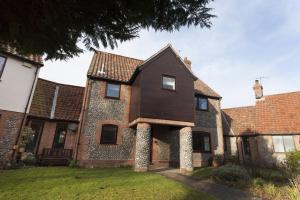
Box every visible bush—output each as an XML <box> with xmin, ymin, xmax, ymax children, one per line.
<box><xmin>284</xmin><ymin>151</ymin><xmax>300</xmax><ymax>194</ymax></box>
<box><xmin>69</xmin><ymin>160</ymin><xmax>78</xmax><ymax>168</ymax></box>
<box><xmin>212</xmin><ymin>164</ymin><xmax>250</xmax><ymax>183</ymax></box>
<box><xmin>21</xmin><ymin>152</ymin><xmax>36</xmax><ymax>165</ymax></box>
<box><xmin>249</xmin><ymin>167</ymin><xmax>288</xmax><ymax>183</ymax></box>
<box><xmin>225</xmin><ymin>155</ymin><xmax>239</xmax><ymax>164</ymax></box>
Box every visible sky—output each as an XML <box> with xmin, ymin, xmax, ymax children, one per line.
<box><xmin>40</xmin><ymin>0</ymin><xmax>300</xmax><ymax>108</ymax></box>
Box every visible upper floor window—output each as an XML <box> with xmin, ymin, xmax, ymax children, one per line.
<box><xmin>162</xmin><ymin>75</ymin><xmax>176</xmax><ymax>90</ymax></box>
<box><xmin>105</xmin><ymin>83</ymin><xmax>120</xmax><ymax>99</ymax></box>
<box><xmin>0</xmin><ymin>56</ymin><xmax>7</xmax><ymax>79</ymax></box>
<box><xmin>100</xmin><ymin>124</ymin><xmax>118</xmax><ymax>145</ymax></box>
<box><xmin>272</xmin><ymin>135</ymin><xmax>295</xmax><ymax>153</ymax></box>
<box><xmin>192</xmin><ymin>132</ymin><xmax>211</xmax><ymax>153</ymax></box>
<box><xmin>195</xmin><ymin>96</ymin><xmax>208</xmax><ymax>111</ymax></box>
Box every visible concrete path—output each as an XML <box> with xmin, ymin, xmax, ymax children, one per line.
<box><xmin>157</xmin><ymin>169</ymin><xmax>261</xmax><ymax>200</ymax></box>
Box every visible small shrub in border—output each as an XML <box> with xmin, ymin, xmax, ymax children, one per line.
<box><xmin>212</xmin><ymin>164</ymin><xmax>250</xmax><ymax>183</ymax></box>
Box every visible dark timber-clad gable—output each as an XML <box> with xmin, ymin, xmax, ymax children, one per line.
<box><xmin>129</xmin><ymin>47</ymin><xmax>195</xmax><ymax>123</ymax></box>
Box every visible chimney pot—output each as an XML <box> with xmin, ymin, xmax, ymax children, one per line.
<box><xmin>253</xmin><ymin>80</ymin><xmax>263</xmax><ymax>99</ymax></box>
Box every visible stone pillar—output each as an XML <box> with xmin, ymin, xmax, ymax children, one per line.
<box><xmin>134</xmin><ymin>123</ymin><xmax>151</xmax><ymax>172</ymax></box>
<box><xmin>179</xmin><ymin>127</ymin><xmax>193</xmax><ymax>173</ymax></box>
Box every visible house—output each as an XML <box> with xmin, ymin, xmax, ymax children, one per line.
<box><xmin>222</xmin><ymin>80</ymin><xmax>300</xmax><ymax>166</ymax></box>
<box><xmin>0</xmin><ymin>46</ymin><xmax>43</xmax><ymax>167</ymax></box>
<box><xmin>26</xmin><ymin>78</ymin><xmax>84</xmax><ymax>165</ymax></box>
<box><xmin>77</xmin><ymin>44</ymin><xmax>224</xmax><ymax>172</ymax></box>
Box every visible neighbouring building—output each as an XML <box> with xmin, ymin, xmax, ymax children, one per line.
<box><xmin>0</xmin><ymin>46</ymin><xmax>43</xmax><ymax>167</ymax></box>
<box><xmin>222</xmin><ymin>80</ymin><xmax>300</xmax><ymax>166</ymax></box>
<box><xmin>25</xmin><ymin>78</ymin><xmax>84</xmax><ymax>165</ymax></box>
<box><xmin>78</xmin><ymin>44</ymin><xmax>223</xmax><ymax>172</ymax></box>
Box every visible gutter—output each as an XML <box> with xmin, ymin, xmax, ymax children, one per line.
<box><xmin>12</xmin><ymin>65</ymin><xmax>40</xmax><ymax>161</ymax></box>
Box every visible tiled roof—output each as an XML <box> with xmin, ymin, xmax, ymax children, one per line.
<box><xmin>222</xmin><ymin>91</ymin><xmax>300</xmax><ymax>135</ymax></box>
<box><xmin>222</xmin><ymin>106</ymin><xmax>255</xmax><ymax>136</ymax></box>
<box><xmin>194</xmin><ymin>79</ymin><xmax>221</xmax><ymax>98</ymax></box>
<box><xmin>29</xmin><ymin>78</ymin><xmax>84</xmax><ymax>121</ymax></box>
<box><xmin>88</xmin><ymin>50</ymin><xmax>220</xmax><ymax>98</ymax></box>
<box><xmin>255</xmin><ymin>91</ymin><xmax>300</xmax><ymax>134</ymax></box>
<box><xmin>0</xmin><ymin>45</ymin><xmax>43</xmax><ymax>66</ymax></box>
<box><xmin>87</xmin><ymin>51</ymin><xmax>143</xmax><ymax>82</ymax></box>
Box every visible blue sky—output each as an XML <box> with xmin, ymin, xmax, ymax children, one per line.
<box><xmin>40</xmin><ymin>0</ymin><xmax>300</xmax><ymax>108</ymax></box>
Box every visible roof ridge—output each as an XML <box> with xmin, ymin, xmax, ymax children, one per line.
<box><xmin>38</xmin><ymin>78</ymin><xmax>85</xmax><ymax>88</ymax></box>
<box><xmin>222</xmin><ymin>105</ymin><xmax>255</xmax><ymax>110</ymax></box>
<box><xmin>95</xmin><ymin>50</ymin><xmax>144</xmax><ymax>62</ymax></box>
<box><xmin>264</xmin><ymin>90</ymin><xmax>300</xmax><ymax>98</ymax></box>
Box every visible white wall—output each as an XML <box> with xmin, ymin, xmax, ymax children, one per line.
<box><xmin>0</xmin><ymin>55</ymin><xmax>39</xmax><ymax>113</ymax></box>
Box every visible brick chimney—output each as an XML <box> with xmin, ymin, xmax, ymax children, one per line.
<box><xmin>253</xmin><ymin>80</ymin><xmax>263</xmax><ymax>99</ymax></box>
<box><xmin>184</xmin><ymin>57</ymin><xmax>192</xmax><ymax>69</ymax></box>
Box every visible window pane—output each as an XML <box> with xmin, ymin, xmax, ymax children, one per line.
<box><xmin>163</xmin><ymin>76</ymin><xmax>175</xmax><ymax>90</ymax></box>
<box><xmin>106</xmin><ymin>83</ymin><xmax>120</xmax><ymax>98</ymax></box>
<box><xmin>283</xmin><ymin>136</ymin><xmax>295</xmax><ymax>152</ymax></box>
<box><xmin>199</xmin><ymin>98</ymin><xmax>208</xmax><ymax>110</ymax></box>
<box><xmin>273</xmin><ymin>136</ymin><xmax>285</xmax><ymax>153</ymax></box>
<box><xmin>101</xmin><ymin>125</ymin><xmax>117</xmax><ymax>144</ymax></box>
<box><xmin>0</xmin><ymin>56</ymin><xmax>6</xmax><ymax>76</ymax></box>
<box><xmin>204</xmin><ymin>136</ymin><xmax>210</xmax><ymax>152</ymax></box>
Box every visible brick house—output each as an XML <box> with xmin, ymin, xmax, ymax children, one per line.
<box><xmin>0</xmin><ymin>46</ymin><xmax>43</xmax><ymax>167</ymax></box>
<box><xmin>222</xmin><ymin>80</ymin><xmax>300</xmax><ymax>166</ymax></box>
<box><xmin>77</xmin><ymin>44</ymin><xmax>224</xmax><ymax>172</ymax></box>
<box><xmin>26</xmin><ymin>78</ymin><xmax>84</xmax><ymax>165</ymax></box>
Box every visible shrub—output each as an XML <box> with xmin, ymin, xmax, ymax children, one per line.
<box><xmin>225</xmin><ymin>155</ymin><xmax>239</xmax><ymax>164</ymax></box>
<box><xmin>69</xmin><ymin>160</ymin><xmax>78</xmax><ymax>168</ymax></box>
<box><xmin>21</xmin><ymin>152</ymin><xmax>36</xmax><ymax>166</ymax></box>
<box><xmin>249</xmin><ymin>167</ymin><xmax>288</xmax><ymax>183</ymax></box>
<box><xmin>212</xmin><ymin>164</ymin><xmax>250</xmax><ymax>183</ymax></box>
<box><xmin>284</xmin><ymin>151</ymin><xmax>300</xmax><ymax>194</ymax></box>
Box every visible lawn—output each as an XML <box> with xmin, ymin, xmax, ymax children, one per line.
<box><xmin>0</xmin><ymin>167</ymin><xmax>215</xmax><ymax>200</ymax></box>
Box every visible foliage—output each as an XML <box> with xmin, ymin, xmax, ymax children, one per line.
<box><xmin>248</xmin><ymin>167</ymin><xmax>288</xmax><ymax>183</ymax></box>
<box><xmin>19</xmin><ymin>127</ymin><xmax>35</xmax><ymax>148</ymax></box>
<box><xmin>212</xmin><ymin>164</ymin><xmax>250</xmax><ymax>183</ymax></box>
<box><xmin>213</xmin><ymin>154</ymin><xmax>223</xmax><ymax>162</ymax></box>
<box><xmin>225</xmin><ymin>155</ymin><xmax>239</xmax><ymax>165</ymax></box>
<box><xmin>68</xmin><ymin>160</ymin><xmax>78</xmax><ymax>168</ymax></box>
<box><xmin>21</xmin><ymin>152</ymin><xmax>36</xmax><ymax>166</ymax></box>
<box><xmin>284</xmin><ymin>151</ymin><xmax>300</xmax><ymax>195</ymax></box>
<box><xmin>0</xmin><ymin>167</ymin><xmax>216</xmax><ymax>200</ymax></box>
<box><xmin>0</xmin><ymin>0</ymin><xmax>216</xmax><ymax>60</ymax></box>
<box><xmin>192</xmin><ymin>167</ymin><xmax>213</xmax><ymax>179</ymax></box>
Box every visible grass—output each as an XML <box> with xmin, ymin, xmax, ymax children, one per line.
<box><xmin>191</xmin><ymin>167</ymin><xmax>214</xmax><ymax>180</ymax></box>
<box><xmin>0</xmin><ymin>167</ymin><xmax>216</xmax><ymax>200</ymax></box>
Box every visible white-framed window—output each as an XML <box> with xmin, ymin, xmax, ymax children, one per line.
<box><xmin>272</xmin><ymin>135</ymin><xmax>295</xmax><ymax>153</ymax></box>
<box><xmin>162</xmin><ymin>75</ymin><xmax>176</xmax><ymax>90</ymax></box>
<box><xmin>0</xmin><ymin>56</ymin><xmax>7</xmax><ymax>79</ymax></box>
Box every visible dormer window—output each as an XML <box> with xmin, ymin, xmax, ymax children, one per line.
<box><xmin>105</xmin><ymin>83</ymin><xmax>120</xmax><ymax>99</ymax></box>
<box><xmin>195</xmin><ymin>96</ymin><xmax>208</xmax><ymax>111</ymax></box>
<box><xmin>162</xmin><ymin>75</ymin><xmax>176</xmax><ymax>90</ymax></box>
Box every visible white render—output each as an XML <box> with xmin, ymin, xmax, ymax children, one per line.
<box><xmin>0</xmin><ymin>55</ymin><xmax>39</xmax><ymax>113</ymax></box>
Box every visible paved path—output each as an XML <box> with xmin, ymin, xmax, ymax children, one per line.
<box><xmin>157</xmin><ymin>169</ymin><xmax>261</xmax><ymax>200</ymax></box>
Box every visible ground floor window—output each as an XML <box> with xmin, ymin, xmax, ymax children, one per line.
<box><xmin>242</xmin><ymin>137</ymin><xmax>251</xmax><ymax>156</ymax></box>
<box><xmin>192</xmin><ymin>132</ymin><xmax>211</xmax><ymax>153</ymax></box>
<box><xmin>53</xmin><ymin>123</ymin><xmax>68</xmax><ymax>149</ymax></box>
<box><xmin>100</xmin><ymin>124</ymin><xmax>118</xmax><ymax>144</ymax></box>
<box><xmin>25</xmin><ymin>119</ymin><xmax>44</xmax><ymax>153</ymax></box>
<box><xmin>272</xmin><ymin>135</ymin><xmax>295</xmax><ymax>153</ymax></box>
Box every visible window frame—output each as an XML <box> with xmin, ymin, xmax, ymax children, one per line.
<box><xmin>195</xmin><ymin>95</ymin><xmax>209</xmax><ymax>111</ymax></box>
<box><xmin>272</xmin><ymin>135</ymin><xmax>295</xmax><ymax>153</ymax></box>
<box><xmin>0</xmin><ymin>55</ymin><xmax>7</xmax><ymax>80</ymax></box>
<box><xmin>192</xmin><ymin>132</ymin><xmax>211</xmax><ymax>153</ymax></box>
<box><xmin>100</xmin><ymin>124</ymin><xmax>118</xmax><ymax>145</ymax></box>
<box><xmin>105</xmin><ymin>82</ymin><xmax>121</xmax><ymax>99</ymax></box>
<box><xmin>162</xmin><ymin>75</ymin><xmax>176</xmax><ymax>91</ymax></box>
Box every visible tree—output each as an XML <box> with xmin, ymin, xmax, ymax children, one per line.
<box><xmin>0</xmin><ymin>0</ymin><xmax>215</xmax><ymax>60</ymax></box>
